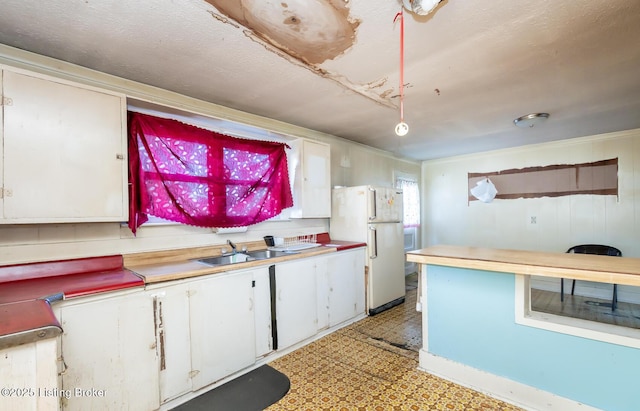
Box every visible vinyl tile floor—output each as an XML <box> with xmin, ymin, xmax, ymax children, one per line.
<box><xmin>266</xmin><ymin>275</ymin><xmax>523</xmax><ymax>410</ymax></box>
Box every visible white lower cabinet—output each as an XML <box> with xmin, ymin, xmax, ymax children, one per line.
<box><xmin>188</xmin><ymin>270</ymin><xmax>256</xmax><ymax>391</ymax></box>
<box><xmin>253</xmin><ymin>266</ymin><xmax>273</xmax><ymax>358</ymax></box>
<box><xmin>148</xmin><ymin>267</ymin><xmax>266</xmax><ymax>405</ymax></box>
<box><xmin>53</xmin><ymin>251</ymin><xmax>365</xmax><ymax>410</ymax></box>
<box><xmin>0</xmin><ymin>339</ymin><xmax>58</xmax><ymax>411</ymax></box>
<box><xmin>149</xmin><ymin>281</ymin><xmax>192</xmax><ymax>404</ymax></box>
<box><xmin>316</xmin><ymin>248</ymin><xmax>366</xmax><ymax>330</ymax></box>
<box><xmin>56</xmin><ymin>290</ymin><xmax>159</xmax><ymax>411</ymax></box>
<box><xmin>274</xmin><ymin>248</ymin><xmax>366</xmax><ymax>351</ymax></box>
<box><xmin>316</xmin><ymin>255</ymin><xmax>330</xmax><ymax>331</ymax></box>
<box><xmin>274</xmin><ymin>258</ymin><xmax>318</xmax><ymax>350</ymax></box>
<box><xmin>326</xmin><ymin>248</ymin><xmax>366</xmax><ymax>327</ymax></box>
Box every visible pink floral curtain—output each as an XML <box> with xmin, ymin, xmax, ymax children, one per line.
<box><xmin>128</xmin><ymin>112</ymin><xmax>293</xmax><ymax>234</ymax></box>
<box><xmin>395</xmin><ymin>177</ymin><xmax>420</xmax><ymax>228</ymax></box>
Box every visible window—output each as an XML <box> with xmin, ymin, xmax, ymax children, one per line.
<box><xmin>396</xmin><ymin>177</ymin><xmax>420</xmax><ymax>228</ymax></box>
<box><xmin>396</xmin><ymin>175</ymin><xmax>420</xmax><ymax>275</ymax></box>
<box><xmin>515</xmin><ymin>275</ymin><xmax>640</xmax><ymax>349</ymax></box>
<box><xmin>128</xmin><ymin>112</ymin><xmax>293</xmax><ymax>234</ymax></box>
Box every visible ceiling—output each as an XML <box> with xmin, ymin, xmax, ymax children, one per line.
<box><xmin>1</xmin><ymin>0</ymin><xmax>639</xmax><ymax>161</ymax></box>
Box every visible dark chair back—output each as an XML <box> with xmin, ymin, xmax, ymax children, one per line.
<box><xmin>566</xmin><ymin>244</ymin><xmax>622</xmax><ymax>257</ymax></box>
<box><xmin>562</xmin><ymin>244</ymin><xmax>622</xmax><ymax>310</ymax></box>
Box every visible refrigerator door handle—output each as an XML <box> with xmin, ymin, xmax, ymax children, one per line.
<box><xmin>369</xmin><ymin>225</ymin><xmax>378</xmax><ymax>259</ymax></box>
<box><xmin>368</xmin><ymin>187</ymin><xmax>377</xmax><ymax>221</ymax></box>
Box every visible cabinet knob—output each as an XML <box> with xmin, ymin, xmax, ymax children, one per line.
<box><xmin>116</xmin><ymin>154</ymin><xmax>124</xmax><ymax>160</ymax></box>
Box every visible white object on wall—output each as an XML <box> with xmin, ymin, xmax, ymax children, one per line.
<box><xmin>470</xmin><ymin>178</ymin><xmax>497</xmax><ymax>203</ymax></box>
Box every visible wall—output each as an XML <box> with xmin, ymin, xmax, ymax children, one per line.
<box><xmin>424</xmin><ymin>264</ymin><xmax>640</xmax><ymax>411</ymax></box>
<box><xmin>420</xmin><ymin>129</ymin><xmax>640</xmax><ymax>301</ymax></box>
<box><xmin>0</xmin><ymin>46</ymin><xmax>420</xmax><ymax>266</ymax></box>
<box><xmin>420</xmin><ymin>128</ymin><xmax>639</xmax><ymax>256</ymax></box>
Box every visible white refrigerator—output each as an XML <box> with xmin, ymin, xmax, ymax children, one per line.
<box><xmin>330</xmin><ymin>186</ymin><xmax>405</xmax><ymax>315</ymax></box>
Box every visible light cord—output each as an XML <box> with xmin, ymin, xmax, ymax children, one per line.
<box><xmin>394</xmin><ymin>10</ymin><xmax>409</xmax><ymax>136</ymax></box>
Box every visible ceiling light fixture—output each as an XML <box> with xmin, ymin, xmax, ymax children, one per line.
<box><xmin>513</xmin><ymin>113</ymin><xmax>550</xmax><ymax>128</ymax></box>
<box><xmin>394</xmin><ymin>9</ymin><xmax>409</xmax><ymax>137</ymax></box>
<box><xmin>402</xmin><ymin>0</ymin><xmax>442</xmax><ymax>16</ymax></box>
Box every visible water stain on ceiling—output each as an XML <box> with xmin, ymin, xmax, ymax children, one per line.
<box><xmin>206</xmin><ymin>0</ymin><xmax>359</xmax><ymax>64</ymax></box>
<box><xmin>205</xmin><ymin>0</ymin><xmax>396</xmax><ymax>108</ymax></box>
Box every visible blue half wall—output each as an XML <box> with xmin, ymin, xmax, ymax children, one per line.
<box><xmin>427</xmin><ymin>265</ymin><xmax>640</xmax><ymax>411</ymax></box>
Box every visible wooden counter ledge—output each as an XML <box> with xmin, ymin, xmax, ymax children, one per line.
<box><xmin>126</xmin><ymin>241</ymin><xmax>340</xmax><ymax>284</ymax></box>
<box><xmin>407</xmin><ymin>245</ymin><xmax>640</xmax><ymax>287</ymax></box>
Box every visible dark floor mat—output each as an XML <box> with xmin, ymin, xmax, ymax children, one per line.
<box><xmin>172</xmin><ymin>365</ymin><xmax>290</xmax><ymax>411</ymax></box>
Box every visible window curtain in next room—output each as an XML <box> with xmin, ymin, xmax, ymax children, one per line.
<box><xmin>396</xmin><ymin>177</ymin><xmax>420</xmax><ymax>228</ymax></box>
<box><xmin>127</xmin><ymin>112</ymin><xmax>293</xmax><ymax>234</ymax></box>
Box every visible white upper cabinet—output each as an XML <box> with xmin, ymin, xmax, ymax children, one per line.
<box><xmin>289</xmin><ymin>139</ymin><xmax>331</xmax><ymax>218</ymax></box>
<box><xmin>0</xmin><ymin>67</ymin><xmax>127</xmax><ymax>223</ymax></box>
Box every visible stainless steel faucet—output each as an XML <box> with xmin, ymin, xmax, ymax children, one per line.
<box><xmin>227</xmin><ymin>239</ymin><xmax>237</xmax><ymax>254</ymax></box>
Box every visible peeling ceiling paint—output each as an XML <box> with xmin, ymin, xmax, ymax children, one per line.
<box><xmin>206</xmin><ymin>0</ymin><xmax>359</xmax><ymax>65</ymax></box>
<box><xmin>1</xmin><ymin>1</ymin><xmax>639</xmax><ymax>160</ymax></box>
<box><xmin>206</xmin><ymin>0</ymin><xmax>395</xmax><ymax>107</ymax></box>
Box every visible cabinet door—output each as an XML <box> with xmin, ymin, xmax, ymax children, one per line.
<box><xmin>149</xmin><ymin>282</ymin><xmax>193</xmax><ymax>404</ymax></box>
<box><xmin>189</xmin><ymin>270</ymin><xmax>256</xmax><ymax>390</ymax></box>
<box><xmin>0</xmin><ymin>340</ymin><xmax>58</xmax><ymax>411</ymax></box>
<box><xmin>290</xmin><ymin>139</ymin><xmax>331</xmax><ymax>218</ymax></box>
<box><xmin>58</xmin><ymin>291</ymin><xmax>159</xmax><ymax>411</ymax></box>
<box><xmin>327</xmin><ymin>248</ymin><xmax>366</xmax><ymax>326</ymax></box>
<box><xmin>275</xmin><ymin>259</ymin><xmax>318</xmax><ymax>350</ymax></box>
<box><xmin>0</xmin><ymin>70</ymin><xmax>3</xmax><ymax>221</ymax></box>
<box><xmin>315</xmin><ymin>254</ymin><xmax>330</xmax><ymax>331</ymax></box>
<box><xmin>253</xmin><ymin>266</ymin><xmax>273</xmax><ymax>358</ymax></box>
<box><xmin>1</xmin><ymin>69</ymin><xmax>127</xmax><ymax>222</ymax></box>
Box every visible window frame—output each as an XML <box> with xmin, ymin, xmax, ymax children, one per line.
<box><xmin>127</xmin><ymin>105</ymin><xmax>297</xmax><ymax>231</ymax></box>
<box><xmin>515</xmin><ymin>275</ymin><xmax>640</xmax><ymax>349</ymax></box>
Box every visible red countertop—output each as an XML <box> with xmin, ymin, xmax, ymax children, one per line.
<box><xmin>316</xmin><ymin>232</ymin><xmax>366</xmax><ymax>251</ymax></box>
<box><xmin>0</xmin><ymin>299</ymin><xmax>63</xmax><ymax>350</ymax></box>
<box><xmin>0</xmin><ymin>236</ymin><xmax>363</xmax><ymax>348</ymax></box>
<box><xmin>0</xmin><ymin>255</ymin><xmax>144</xmax><ymax>347</ymax></box>
<box><xmin>0</xmin><ymin>268</ymin><xmax>144</xmax><ymax>304</ymax></box>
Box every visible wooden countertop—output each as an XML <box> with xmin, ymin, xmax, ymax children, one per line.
<box><xmin>0</xmin><ymin>237</ymin><xmax>365</xmax><ymax>348</ymax></box>
<box><xmin>406</xmin><ymin>245</ymin><xmax>640</xmax><ymax>287</ymax></box>
<box><xmin>127</xmin><ymin>242</ymin><xmax>365</xmax><ymax>284</ymax></box>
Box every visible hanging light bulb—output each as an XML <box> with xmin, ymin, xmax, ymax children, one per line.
<box><xmin>394</xmin><ymin>1</ymin><xmax>441</xmax><ymax>136</ymax></box>
<box><xmin>394</xmin><ymin>9</ymin><xmax>408</xmax><ymax>137</ymax></box>
<box><xmin>402</xmin><ymin>0</ymin><xmax>441</xmax><ymax>16</ymax></box>
<box><xmin>395</xmin><ymin>122</ymin><xmax>409</xmax><ymax>136</ymax></box>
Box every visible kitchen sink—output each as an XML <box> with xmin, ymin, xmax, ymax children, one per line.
<box><xmin>196</xmin><ymin>249</ymin><xmax>296</xmax><ymax>266</ymax></box>
<box><xmin>245</xmin><ymin>249</ymin><xmax>294</xmax><ymax>260</ymax></box>
<box><xmin>197</xmin><ymin>253</ymin><xmax>252</xmax><ymax>266</ymax></box>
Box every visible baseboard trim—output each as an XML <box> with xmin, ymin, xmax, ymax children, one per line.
<box><xmin>418</xmin><ymin>350</ymin><xmax>600</xmax><ymax>411</ymax></box>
